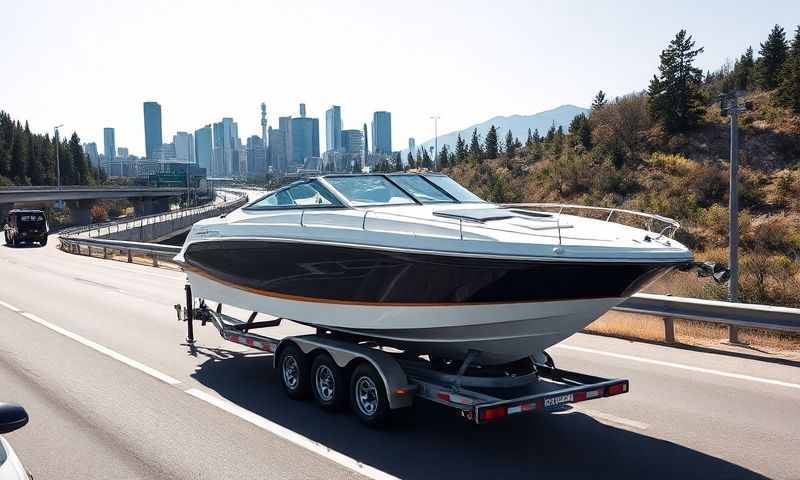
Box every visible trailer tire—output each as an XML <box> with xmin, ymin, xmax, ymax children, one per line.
<box><xmin>311</xmin><ymin>353</ymin><xmax>347</xmax><ymax>411</ymax></box>
<box><xmin>350</xmin><ymin>363</ymin><xmax>390</xmax><ymax>427</ymax></box>
<box><xmin>278</xmin><ymin>344</ymin><xmax>309</xmax><ymax>400</ymax></box>
<box><xmin>40</xmin><ymin>235</ymin><xmax>48</xmax><ymax>246</ymax></box>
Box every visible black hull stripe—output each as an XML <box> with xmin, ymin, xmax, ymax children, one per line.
<box><xmin>183</xmin><ymin>240</ymin><xmax>676</xmax><ymax>305</ymax></box>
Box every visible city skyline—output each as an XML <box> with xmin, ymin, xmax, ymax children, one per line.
<box><xmin>3</xmin><ymin>1</ymin><xmax>797</xmax><ymax>157</ymax></box>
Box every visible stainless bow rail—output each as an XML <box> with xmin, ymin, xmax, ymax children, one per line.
<box><xmin>504</xmin><ymin>203</ymin><xmax>682</xmax><ymax>243</ymax></box>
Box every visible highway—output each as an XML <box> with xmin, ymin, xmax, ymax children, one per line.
<box><xmin>1</xmin><ymin>238</ymin><xmax>799</xmax><ymax>479</ymax></box>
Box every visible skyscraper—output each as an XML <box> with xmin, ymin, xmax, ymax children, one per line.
<box><xmin>143</xmin><ymin>101</ymin><xmax>163</xmax><ymax>159</ymax></box>
<box><xmin>299</xmin><ymin>103</ymin><xmax>306</xmax><ymax>118</ymax></box>
<box><xmin>371</xmin><ymin>111</ymin><xmax>392</xmax><ymax>154</ymax></box>
<box><xmin>260</xmin><ymin>102</ymin><xmax>268</xmax><ymax>149</ymax></box>
<box><xmin>194</xmin><ymin>125</ymin><xmax>213</xmax><ymax>172</ymax></box>
<box><xmin>83</xmin><ymin>142</ymin><xmax>99</xmax><ymax>167</ymax></box>
<box><xmin>278</xmin><ymin>116</ymin><xmax>293</xmax><ymax>169</ymax></box>
<box><xmin>268</xmin><ymin>127</ymin><xmax>287</xmax><ymax>175</ymax></box>
<box><xmin>173</xmin><ymin>132</ymin><xmax>194</xmax><ymax>163</ymax></box>
<box><xmin>291</xmin><ymin>116</ymin><xmax>320</xmax><ymax>169</ymax></box>
<box><xmin>212</xmin><ymin>118</ymin><xmax>240</xmax><ymax>176</ymax></box>
<box><xmin>246</xmin><ymin>135</ymin><xmax>266</xmax><ymax>175</ymax></box>
<box><xmin>408</xmin><ymin>137</ymin><xmax>416</xmax><ymax>157</ymax></box>
<box><xmin>103</xmin><ymin>128</ymin><xmax>116</xmax><ymax>167</ymax></box>
<box><xmin>341</xmin><ymin>129</ymin><xmax>364</xmax><ymax>155</ymax></box>
<box><xmin>325</xmin><ymin>105</ymin><xmax>342</xmax><ymax>152</ymax></box>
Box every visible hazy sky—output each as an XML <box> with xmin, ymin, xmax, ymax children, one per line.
<box><xmin>1</xmin><ymin>0</ymin><xmax>798</xmax><ymax>156</ymax></box>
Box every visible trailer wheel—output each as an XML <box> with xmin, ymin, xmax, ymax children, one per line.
<box><xmin>311</xmin><ymin>353</ymin><xmax>346</xmax><ymax>411</ymax></box>
<box><xmin>40</xmin><ymin>236</ymin><xmax>48</xmax><ymax>246</ymax></box>
<box><xmin>350</xmin><ymin>363</ymin><xmax>390</xmax><ymax>427</ymax></box>
<box><xmin>278</xmin><ymin>344</ymin><xmax>309</xmax><ymax>400</ymax></box>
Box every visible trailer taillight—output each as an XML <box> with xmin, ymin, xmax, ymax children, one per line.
<box><xmin>480</xmin><ymin>406</ymin><xmax>507</xmax><ymax>421</ymax></box>
<box><xmin>605</xmin><ymin>383</ymin><xmax>627</xmax><ymax>396</ymax></box>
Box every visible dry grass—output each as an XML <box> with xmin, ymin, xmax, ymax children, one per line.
<box><xmin>68</xmin><ymin>244</ymin><xmax>182</xmax><ymax>271</ymax></box>
<box><xmin>586</xmin><ymin>311</ymin><xmax>800</xmax><ymax>356</ymax></box>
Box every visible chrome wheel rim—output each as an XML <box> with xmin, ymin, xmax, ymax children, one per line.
<box><xmin>355</xmin><ymin>376</ymin><xmax>379</xmax><ymax>416</ymax></box>
<box><xmin>282</xmin><ymin>355</ymin><xmax>299</xmax><ymax>390</ymax></box>
<box><xmin>315</xmin><ymin>365</ymin><xmax>335</xmax><ymax>401</ymax></box>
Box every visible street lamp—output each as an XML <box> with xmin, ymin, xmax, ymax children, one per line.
<box><xmin>430</xmin><ymin>115</ymin><xmax>440</xmax><ymax>170</ymax></box>
<box><xmin>54</xmin><ymin>124</ymin><xmax>63</xmax><ymax>190</ymax></box>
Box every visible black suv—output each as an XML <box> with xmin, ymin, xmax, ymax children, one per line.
<box><xmin>4</xmin><ymin>209</ymin><xmax>49</xmax><ymax>247</ymax></box>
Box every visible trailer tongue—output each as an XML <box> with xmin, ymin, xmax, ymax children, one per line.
<box><xmin>176</xmin><ymin>284</ymin><xmax>629</xmax><ymax>427</ymax></box>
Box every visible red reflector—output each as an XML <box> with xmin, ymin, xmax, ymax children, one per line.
<box><xmin>436</xmin><ymin>392</ymin><xmax>449</xmax><ymax>401</ymax></box>
<box><xmin>480</xmin><ymin>406</ymin><xmax>507</xmax><ymax>421</ymax></box>
<box><xmin>573</xmin><ymin>391</ymin><xmax>587</xmax><ymax>402</ymax></box>
<box><xmin>606</xmin><ymin>383</ymin><xmax>626</xmax><ymax>396</ymax></box>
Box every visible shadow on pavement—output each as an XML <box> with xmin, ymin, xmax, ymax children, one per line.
<box><xmin>188</xmin><ymin>345</ymin><xmax>767</xmax><ymax>479</ymax></box>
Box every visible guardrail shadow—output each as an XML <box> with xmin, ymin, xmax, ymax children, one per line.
<box><xmin>187</xmin><ymin>345</ymin><xmax>768</xmax><ymax>480</ymax></box>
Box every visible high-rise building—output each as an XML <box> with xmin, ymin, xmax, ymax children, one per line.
<box><xmin>194</xmin><ymin>125</ymin><xmax>213</xmax><ymax>172</ymax></box>
<box><xmin>246</xmin><ymin>135</ymin><xmax>266</xmax><ymax>175</ymax></box>
<box><xmin>173</xmin><ymin>132</ymin><xmax>194</xmax><ymax>163</ymax></box>
<box><xmin>268</xmin><ymin>127</ymin><xmax>287</xmax><ymax>175</ymax></box>
<box><xmin>143</xmin><ymin>101</ymin><xmax>163</xmax><ymax>159</ymax></box>
<box><xmin>408</xmin><ymin>137</ymin><xmax>416</xmax><ymax>157</ymax></box>
<box><xmin>325</xmin><ymin>105</ymin><xmax>342</xmax><ymax>152</ymax></box>
<box><xmin>212</xmin><ymin>117</ymin><xmax>240</xmax><ymax>176</ymax></box>
<box><xmin>371</xmin><ymin>111</ymin><xmax>391</xmax><ymax>154</ymax></box>
<box><xmin>103</xmin><ymin>128</ymin><xmax>116</xmax><ymax>166</ymax></box>
<box><xmin>279</xmin><ymin>116</ymin><xmax>293</xmax><ymax>168</ymax></box>
<box><xmin>291</xmin><ymin>116</ymin><xmax>320</xmax><ymax>169</ymax></box>
<box><xmin>299</xmin><ymin>103</ymin><xmax>306</xmax><ymax>117</ymax></box>
<box><xmin>83</xmin><ymin>142</ymin><xmax>99</xmax><ymax>167</ymax></box>
<box><xmin>118</xmin><ymin>147</ymin><xmax>129</xmax><ymax>160</ymax></box>
<box><xmin>341</xmin><ymin>129</ymin><xmax>364</xmax><ymax>155</ymax></box>
<box><xmin>260</xmin><ymin>102</ymin><xmax>268</xmax><ymax>149</ymax></box>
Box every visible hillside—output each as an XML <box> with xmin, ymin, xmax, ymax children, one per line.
<box><xmin>408</xmin><ymin>104</ymin><xmax>588</xmax><ymax>156</ymax></box>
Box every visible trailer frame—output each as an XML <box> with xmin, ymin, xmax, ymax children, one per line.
<box><xmin>177</xmin><ymin>284</ymin><xmax>630</xmax><ymax>426</ymax></box>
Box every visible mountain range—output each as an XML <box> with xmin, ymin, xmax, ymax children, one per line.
<box><xmin>406</xmin><ymin>104</ymin><xmax>589</xmax><ymax>157</ymax></box>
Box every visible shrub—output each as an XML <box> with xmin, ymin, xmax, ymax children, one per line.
<box><xmin>90</xmin><ymin>205</ymin><xmax>108</xmax><ymax>223</ymax></box>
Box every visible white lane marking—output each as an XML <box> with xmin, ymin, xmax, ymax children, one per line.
<box><xmin>554</xmin><ymin>344</ymin><xmax>800</xmax><ymax>391</ymax></box>
<box><xmin>185</xmin><ymin>388</ymin><xmax>398</xmax><ymax>480</ymax></box>
<box><xmin>0</xmin><ymin>300</ymin><xmax>21</xmax><ymax>312</ymax></box>
<box><xmin>571</xmin><ymin>406</ymin><xmax>649</xmax><ymax>430</ymax></box>
<box><xmin>18</xmin><ymin>312</ymin><xmax>182</xmax><ymax>386</ymax></box>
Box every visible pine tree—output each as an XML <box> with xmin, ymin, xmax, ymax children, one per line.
<box><xmin>504</xmin><ymin>129</ymin><xmax>515</xmax><ymax>157</ymax></box>
<box><xmin>68</xmin><ymin>132</ymin><xmax>90</xmax><ymax>185</ymax></box>
<box><xmin>406</xmin><ymin>151</ymin><xmax>415</xmax><ymax>169</ymax></box>
<box><xmin>532</xmin><ymin>128</ymin><xmax>541</xmax><ymax>143</ymax></box>
<box><xmin>545</xmin><ymin>123</ymin><xmax>556</xmax><ymax>142</ymax></box>
<box><xmin>569</xmin><ymin>113</ymin><xmax>592</xmax><ymax>150</ymax></box>
<box><xmin>455</xmin><ymin>133</ymin><xmax>467</xmax><ymax>163</ymax></box>
<box><xmin>421</xmin><ymin>148</ymin><xmax>432</xmax><ymax>169</ymax></box>
<box><xmin>757</xmin><ymin>25</ymin><xmax>788</xmax><ymax>90</ymax></box>
<box><xmin>468</xmin><ymin>129</ymin><xmax>482</xmax><ymax>161</ymax></box>
<box><xmin>526</xmin><ymin>128</ymin><xmax>533</xmax><ymax>148</ymax></box>
<box><xmin>734</xmin><ymin>46</ymin><xmax>755</xmax><ymax>91</ymax></box>
<box><xmin>484</xmin><ymin>125</ymin><xmax>498</xmax><ymax>159</ymax></box>
<box><xmin>776</xmin><ymin>27</ymin><xmax>800</xmax><ymax>112</ymax></box>
<box><xmin>437</xmin><ymin>145</ymin><xmax>450</xmax><ymax>169</ymax></box>
<box><xmin>591</xmin><ymin>90</ymin><xmax>608</xmax><ymax>111</ymax></box>
<box><xmin>393</xmin><ymin>152</ymin><xmax>402</xmax><ymax>171</ymax></box>
<box><xmin>647</xmin><ymin>29</ymin><xmax>706</xmax><ymax>133</ymax></box>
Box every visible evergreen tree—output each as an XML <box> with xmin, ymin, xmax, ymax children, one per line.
<box><xmin>59</xmin><ymin>137</ymin><xmax>74</xmax><ymax>184</ymax></box>
<box><xmin>484</xmin><ymin>125</ymin><xmax>498</xmax><ymax>159</ymax></box>
<box><xmin>69</xmin><ymin>132</ymin><xmax>92</xmax><ymax>185</ymax></box>
<box><xmin>757</xmin><ymin>24</ymin><xmax>788</xmax><ymax>90</ymax></box>
<box><xmin>591</xmin><ymin>90</ymin><xmax>608</xmax><ymax>111</ymax></box>
<box><xmin>437</xmin><ymin>145</ymin><xmax>450</xmax><ymax>169</ymax></box>
<box><xmin>734</xmin><ymin>46</ymin><xmax>755</xmax><ymax>91</ymax></box>
<box><xmin>455</xmin><ymin>133</ymin><xmax>467</xmax><ymax>163</ymax></box>
<box><xmin>647</xmin><ymin>29</ymin><xmax>706</xmax><ymax>133</ymax></box>
<box><xmin>504</xmin><ymin>129</ymin><xmax>515</xmax><ymax>157</ymax></box>
<box><xmin>545</xmin><ymin>124</ymin><xmax>556</xmax><ymax>142</ymax></box>
<box><xmin>526</xmin><ymin>128</ymin><xmax>533</xmax><ymax>148</ymax></box>
<box><xmin>10</xmin><ymin>122</ymin><xmax>27</xmax><ymax>183</ymax></box>
<box><xmin>532</xmin><ymin>128</ymin><xmax>541</xmax><ymax>143</ymax></box>
<box><xmin>393</xmin><ymin>152</ymin><xmax>402</xmax><ymax>171</ymax></box>
<box><xmin>777</xmin><ymin>26</ymin><xmax>800</xmax><ymax>113</ymax></box>
<box><xmin>421</xmin><ymin>147</ymin><xmax>432</xmax><ymax>169</ymax></box>
<box><xmin>569</xmin><ymin>113</ymin><xmax>592</xmax><ymax>150</ymax></box>
<box><xmin>406</xmin><ymin>151</ymin><xmax>415</xmax><ymax>169</ymax></box>
<box><xmin>468</xmin><ymin>129</ymin><xmax>482</xmax><ymax>161</ymax></box>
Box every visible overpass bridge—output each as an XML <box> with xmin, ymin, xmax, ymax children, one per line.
<box><xmin>0</xmin><ymin>185</ymin><xmax>199</xmax><ymax>224</ymax></box>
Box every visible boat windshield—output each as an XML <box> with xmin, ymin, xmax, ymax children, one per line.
<box><xmin>248</xmin><ymin>180</ymin><xmax>342</xmax><ymax>209</ymax></box>
<box><xmin>325</xmin><ymin>176</ymin><xmax>415</xmax><ymax>206</ymax></box>
<box><xmin>422</xmin><ymin>175</ymin><xmax>484</xmax><ymax>203</ymax></box>
<box><xmin>388</xmin><ymin>175</ymin><xmax>454</xmax><ymax>203</ymax></box>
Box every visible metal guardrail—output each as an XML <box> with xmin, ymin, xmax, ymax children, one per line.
<box><xmin>59</xmin><ymin>192</ymin><xmax>247</xmax><ymax>266</ymax></box>
<box><xmin>613</xmin><ymin>293</ymin><xmax>800</xmax><ymax>344</ymax></box>
<box><xmin>0</xmin><ymin>185</ymin><xmax>189</xmax><ymax>191</ymax></box>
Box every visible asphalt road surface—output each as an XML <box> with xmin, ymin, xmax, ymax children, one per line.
<box><xmin>1</xmin><ymin>236</ymin><xmax>798</xmax><ymax>479</ymax></box>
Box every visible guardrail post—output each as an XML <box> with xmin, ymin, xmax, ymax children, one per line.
<box><xmin>728</xmin><ymin>325</ymin><xmax>741</xmax><ymax>344</ymax></box>
<box><xmin>103</xmin><ymin>247</ymin><xmax>108</xmax><ymax>259</ymax></box>
<box><xmin>663</xmin><ymin>317</ymin><xmax>675</xmax><ymax>344</ymax></box>
<box><xmin>152</xmin><ymin>253</ymin><xmax>159</xmax><ymax>267</ymax></box>
<box><xmin>127</xmin><ymin>249</ymin><xmax>133</xmax><ymax>263</ymax></box>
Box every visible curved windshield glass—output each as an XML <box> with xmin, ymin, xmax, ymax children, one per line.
<box><xmin>248</xmin><ymin>181</ymin><xmax>341</xmax><ymax>209</ymax></box>
<box><xmin>389</xmin><ymin>175</ymin><xmax>454</xmax><ymax>203</ymax></box>
<box><xmin>423</xmin><ymin>175</ymin><xmax>484</xmax><ymax>202</ymax></box>
<box><xmin>325</xmin><ymin>176</ymin><xmax>415</xmax><ymax>206</ymax></box>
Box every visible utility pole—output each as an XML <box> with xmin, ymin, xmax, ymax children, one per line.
<box><xmin>719</xmin><ymin>92</ymin><xmax>752</xmax><ymax>303</ymax></box>
<box><xmin>54</xmin><ymin>124</ymin><xmax>63</xmax><ymax>190</ymax></box>
<box><xmin>430</xmin><ymin>115</ymin><xmax>440</xmax><ymax>170</ymax></box>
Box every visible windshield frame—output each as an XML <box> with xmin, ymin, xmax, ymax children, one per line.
<box><xmin>243</xmin><ymin>179</ymin><xmax>347</xmax><ymax>211</ymax></box>
<box><xmin>321</xmin><ymin>174</ymin><xmax>422</xmax><ymax>208</ymax></box>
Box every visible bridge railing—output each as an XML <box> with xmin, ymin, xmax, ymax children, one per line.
<box><xmin>58</xmin><ymin>192</ymin><xmax>247</xmax><ymax>262</ymax></box>
<box><xmin>0</xmin><ymin>185</ymin><xmax>192</xmax><ymax>192</ymax></box>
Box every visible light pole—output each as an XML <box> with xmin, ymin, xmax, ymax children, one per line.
<box><xmin>719</xmin><ymin>92</ymin><xmax>752</xmax><ymax>304</ymax></box>
<box><xmin>430</xmin><ymin>115</ymin><xmax>440</xmax><ymax>170</ymax></box>
<box><xmin>54</xmin><ymin>124</ymin><xmax>63</xmax><ymax>190</ymax></box>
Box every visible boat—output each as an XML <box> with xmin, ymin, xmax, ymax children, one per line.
<box><xmin>175</xmin><ymin>173</ymin><xmax>693</xmax><ymax>365</ymax></box>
